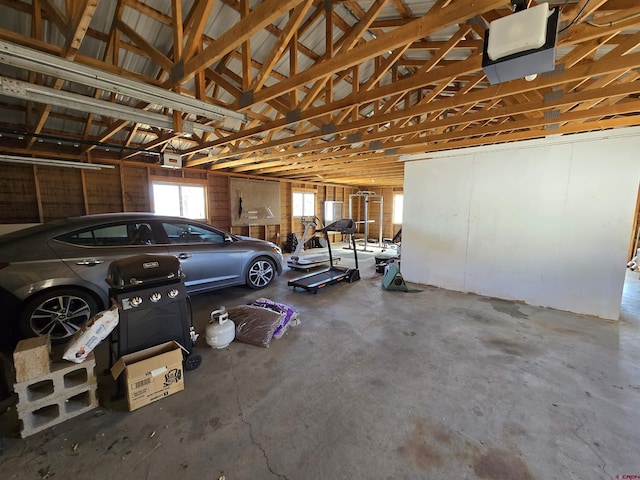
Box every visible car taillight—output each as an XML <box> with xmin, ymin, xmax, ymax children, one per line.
<box><xmin>0</xmin><ymin>262</ymin><xmax>9</xmax><ymax>270</ymax></box>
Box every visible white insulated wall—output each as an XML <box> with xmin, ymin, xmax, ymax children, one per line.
<box><xmin>402</xmin><ymin>129</ymin><xmax>640</xmax><ymax>320</ymax></box>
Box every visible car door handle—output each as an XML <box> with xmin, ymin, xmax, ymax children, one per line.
<box><xmin>178</xmin><ymin>253</ymin><xmax>192</xmax><ymax>260</ymax></box>
<box><xmin>76</xmin><ymin>259</ymin><xmax>105</xmax><ymax>266</ymax></box>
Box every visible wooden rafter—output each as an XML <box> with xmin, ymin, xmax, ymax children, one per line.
<box><xmin>178</xmin><ymin>0</ymin><xmax>305</xmax><ymax>84</ymax></box>
<box><xmin>2</xmin><ymin>0</ymin><xmax>640</xmax><ymax>187</ymax></box>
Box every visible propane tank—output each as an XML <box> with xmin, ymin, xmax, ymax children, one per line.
<box><xmin>206</xmin><ymin>306</ymin><xmax>235</xmax><ymax>349</ymax></box>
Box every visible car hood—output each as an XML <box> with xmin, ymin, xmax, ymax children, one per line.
<box><xmin>237</xmin><ymin>235</ymin><xmax>260</xmax><ymax>242</ymax></box>
<box><xmin>237</xmin><ymin>235</ymin><xmax>277</xmax><ymax>248</ymax></box>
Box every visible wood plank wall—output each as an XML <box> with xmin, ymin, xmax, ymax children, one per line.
<box><xmin>0</xmin><ymin>163</ymin><xmax>400</xmax><ymax>248</ymax></box>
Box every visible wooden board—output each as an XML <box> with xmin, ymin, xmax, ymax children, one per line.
<box><xmin>37</xmin><ymin>166</ymin><xmax>84</xmax><ymax>221</ymax></box>
<box><xmin>0</xmin><ymin>165</ymin><xmax>39</xmax><ymax>223</ymax></box>
<box><xmin>230</xmin><ymin>178</ymin><xmax>281</xmax><ymax>227</ymax></box>
<box><xmin>85</xmin><ymin>167</ymin><xmax>123</xmax><ymax>214</ymax></box>
<box><xmin>122</xmin><ymin>165</ymin><xmax>151</xmax><ymax>212</ymax></box>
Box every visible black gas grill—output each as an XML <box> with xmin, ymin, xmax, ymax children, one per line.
<box><xmin>107</xmin><ymin>254</ymin><xmax>201</xmax><ymax>370</ymax></box>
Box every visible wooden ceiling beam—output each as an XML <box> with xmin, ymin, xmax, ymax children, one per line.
<box><xmin>208</xmin><ymin>81</ymin><xmax>640</xmax><ymax>170</ymax></box>
<box><xmin>408</xmin><ymin>39</ymin><xmax>482</xmax><ymax>50</ymax></box>
<box><xmin>179</xmin><ymin>0</ymin><xmax>304</xmax><ymax>84</ymax></box>
<box><xmin>407</xmin><ymin>115</ymin><xmax>640</xmax><ymax>156</ymax></box>
<box><xmin>38</xmin><ymin>0</ymin><xmax>68</xmax><ymax>35</ymax></box>
<box><xmin>172</xmin><ymin>0</ymin><xmax>184</xmax><ymax>61</ymax></box>
<box><xmin>562</xmin><ymin>5</ymin><xmax>640</xmax><ymax>45</ymax></box>
<box><xmin>390</xmin><ymin>0</ymin><xmax>411</xmax><ymax>18</ymax></box>
<box><xmin>399</xmin><ymin>99</ymin><xmax>640</xmax><ymax>148</ymax></box>
<box><xmin>120</xmin><ymin>0</ymin><xmax>171</xmax><ymax>25</ymax></box>
<box><xmin>198</xmin><ymin>44</ymin><xmax>640</xmax><ymax>166</ymax></box>
<box><xmin>274</xmin><ymin>157</ymin><xmax>401</xmax><ymax>176</ymax></box>
<box><xmin>333</xmin><ymin>44</ymin><xmax>411</xmax><ymax>126</ymax></box>
<box><xmin>296</xmin><ymin>0</ymin><xmax>389</xmax><ymax>112</ymax></box>
<box><xmin>28</xmin><ymin>0</ymin><xmax>99</xmax><ymax>148</ymax></box>
<box><xmin>182</xmin><ymin>0</ymin><xmax>216</xmax><ymax>61</ymax></box>
<box><xmin>250</xmin><ymin>0</ymin><xmax>315</xmax><ymax>93</ymax></box>
<box><xmin>117</xmin><ymin>18</ymin><xmax>173</xmax><ymax>72</ymax></box>
<box><xmin>186</xmin><ymin>53</ymin><xmax>485</xmax><ymax>162</ymax></box>
<box><xmin>233</xmin><ymin>149</ymin><xmax>398</xmax><ymax>174</ymax></box>
<box><xmin>244</xmin><ymin>0</ymin><xmax>508</xmax><ymax>109</ymax></box>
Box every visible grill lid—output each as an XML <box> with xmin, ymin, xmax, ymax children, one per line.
<box><xmin>107</xmin><ymin>254</ymin><xmax>182</xmax><ymax>289</ymax></box>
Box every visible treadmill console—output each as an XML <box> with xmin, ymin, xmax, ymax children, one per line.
<box><xmin>320</xmin><ymin>218</ymin><xmax>357</xmax><ymax>234</ymax></box>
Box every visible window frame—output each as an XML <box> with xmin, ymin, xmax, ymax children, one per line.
<box><xmin>151</xmin><ymin>180</ymin><xmax>208</xmax><ymax>221</ymax></box>
<box><xmin>292</xmin><ymin>189</ymin><xmax>316</xmax><ymax>218</ymax></box>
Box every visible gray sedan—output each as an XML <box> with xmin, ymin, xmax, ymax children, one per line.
<box><xmin>0</xmin><ymin>213</ymin><xmax>284</xmax><ymax>341</ymax></box>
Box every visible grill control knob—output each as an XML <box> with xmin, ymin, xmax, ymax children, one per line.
<box><xmin>150</xmin><ymin>292</ymin><xmax>162</xmax><ymax>302</ymax></box>
<box><xmin>130</xmin><ymin>296</ymin><xmax>143</xmax><ymax>307</ymax></box>
<box><xmin>168</xmin><ymin>288</ymin><xmax>179</xmax><ymax>299</ymax></box>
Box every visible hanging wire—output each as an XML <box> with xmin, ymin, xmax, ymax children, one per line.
<box><xmin>558</xmin><ymin>0</ymin><xmax>591</xmax><ymax>34</ymax></box>
<box><xmin>587</xmin><ymin>10</ymin><xmax>640</xmax><ymax>28</ymax></box>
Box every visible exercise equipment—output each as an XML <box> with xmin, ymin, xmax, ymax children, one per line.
<box><xmin>376</xmin><ymin>228</ymin><xmax>402</xmax><ymax>273</ymax></box>
<box><xmin>288</xmin><ymin>218</ymin><xmax>360</xmax><ymax>293</ymax></box>
<box><xmin>348</xmin><ymin>191</ymin><xmax>383</xmax><ymax>252</ymax></box>
<box><xmin>382</xmin><ymin>228</ymin><xmax>402</xmax><ymax>251</ymax></box>
<box><xmin>283</xmin><ymin>232</ymin><xmax>298</xmax><ymax>253</ymax></box>
<box><xmin>287</xmin><ymin>216</ymin><xmax>339</xmax><ymax>271</ymax></box>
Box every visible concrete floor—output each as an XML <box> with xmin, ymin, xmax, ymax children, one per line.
<box><xmin>1</xmin><ymin>249</ymin><xmax>639</xmax><ymax>479</ymax></box>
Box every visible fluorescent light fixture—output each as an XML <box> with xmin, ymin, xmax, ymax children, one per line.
<box><xmin>0</xmin><ymin>76</ymin><xmax>218</xmax><ymax>135</ymax></box>
<box><xmin>0</xmin><ymin>40</ymin><xmax>247</xmax><ymax>123</ymax></box>
<box><xmin>0</xmin><ymin>154</ymin><xmax>115</xmax><ymax>170</ymax></box>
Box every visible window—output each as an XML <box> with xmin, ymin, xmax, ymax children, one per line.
<box><xmin>153</xmin><ymin>182</ymin><xmax>206</xmax><ymax>219</ymax></box>
<box><xmin>57</xmin><ymin>222</ymin><xmax>156</xmax><ymax>246</ymax></box>
<box><xmin>161</xmin><ymin>222</ymin><xmax>225</xmax><ymax>244</ymax></box>
<box><xmin>293</xmin><ymin>191</ymin><xmax>315</xmax><ymax>217</ymax></box>
<box><xmin>393</xmin><ymin>194</ymin><xmax>404</xmax><ymax>224</ymax></box>
<box><xmin>324</xmin><ymin>201</ymin><xmax>344</xmax><ymax>223</ymax></box>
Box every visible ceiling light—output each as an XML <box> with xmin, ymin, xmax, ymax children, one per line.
<box><xmin>0</xmin><ymin>75</ymin><xmax>214</xmax><ymax>134</ymax></box>
<box><xmin>0</xmin><ymin>40</ymin><xmax>247</xmax><ymax>124</ymax></box>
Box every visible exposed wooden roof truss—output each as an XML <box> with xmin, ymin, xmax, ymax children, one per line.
<box><xmin>0</xmin><ymin>0</ymin><xmax>639</xmax><ymax>187</ymax></box>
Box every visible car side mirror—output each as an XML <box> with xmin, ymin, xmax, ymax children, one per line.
<box><xmin>224</xmin><ymin>235</ymin><xmax>233</xmax><ymax>243</ymax></box>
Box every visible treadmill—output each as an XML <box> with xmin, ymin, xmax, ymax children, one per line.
<box><xmin>288</xmin><ymin>218</ymin><xmax>360</xmax><ymax>293</ymax></box>
<box><xmin>287</xmin><ymin>216</ymin><xmax>340</xmax><ymax>271</ymax></box>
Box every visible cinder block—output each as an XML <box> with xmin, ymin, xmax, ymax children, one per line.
<box><xmin>13</xmin><ymin>335</ymin><xmax>51</xmax><ymax>383</ymax></box>
<box><xmin>14</xmin><ymin>356</ymin><xmax>98</xmax><ymax>438</ymax></box>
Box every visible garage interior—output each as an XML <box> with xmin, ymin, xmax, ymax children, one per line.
<box><xmin>1</xmin><ymin>0</ymin><xmax>640</xmax><ymax>478</ymax></box>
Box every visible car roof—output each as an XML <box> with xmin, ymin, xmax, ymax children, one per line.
<box><xmin>0</xmin><ymin>213</ymin><xmax>220</xmax><ymax>244</ymax></box>
<box><xmin>0</xmin><ymin>213</ymin><xmax>238</xmax><ymax>261</ymax></box>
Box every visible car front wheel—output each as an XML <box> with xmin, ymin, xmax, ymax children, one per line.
<box><xmin>19</xmin><ymin>288</ymin><xmax>99</xmax><ymax>341</ymax></box>
<box><xmin>246</xmin><ymin>257</ymin><xmax>276</xmax><ymax>289</ymax></box>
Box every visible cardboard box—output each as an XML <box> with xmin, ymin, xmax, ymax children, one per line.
<box><xmin>111</xmin><ymin>341</ymin><xmax>184</xmax><ymax>411</ymax></box>
<box><xmin>13</xmin><ymin>335</ymin><xmax>51</xmax><ymax>383</ymax></box>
